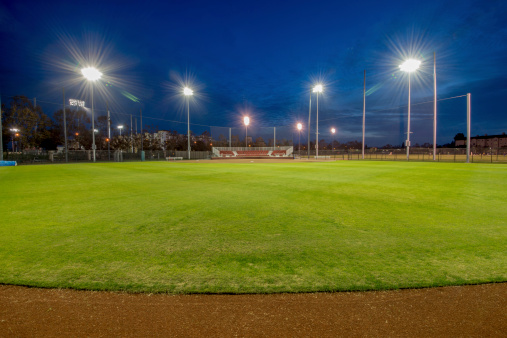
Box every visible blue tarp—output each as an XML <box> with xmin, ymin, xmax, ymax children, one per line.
<box><xmin>0</xmin><ymin>161</ymin><xmax>17</xmax><ymax>166</ymax></box>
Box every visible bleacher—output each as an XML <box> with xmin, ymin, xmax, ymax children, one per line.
<box><xmin>214</xmin><ymin>147</ymin><xmax>293</xmax><ymax>159</ymax></box>
<box><xmin>271</xmin><ymin>150</ymin><xmax>287</xmax><ymax>156</ymax></box>
<box><xmin>219</xmin><ymin>150</ymin><xmax>235</xmax><ymax>157</ymax></box>
<box><xmin>236</xmin><ymin>150</ymin><xmax>270</xmax><ymax>157</ymax></box>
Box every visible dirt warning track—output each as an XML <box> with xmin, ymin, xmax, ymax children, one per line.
<box><xmin>1</xmin><ymin>283</ymin><xmax>505</xmax><ymax>337</ymax></box>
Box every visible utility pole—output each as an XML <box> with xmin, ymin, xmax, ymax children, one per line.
<box><xmin>140</xmin><ymin>108</ymin><xmax>143</xmax><ymax>160</ymax></box>
<box><xmin>308</xmin><ymin>93</ymin><xmax>311</xmax><ymax>159</ymax></box>
<box><xmin>466</xmin><ymin>93</ymin><xmax>471</xmax><ymax>163</ymax></box>
<box><xmin>107</xmin><ymin>101</ymin><xmax>111</xmax><ymax>161</ymax></box>
<box><xmin>0</xmin><ymin>93</ymin><xmax>3</xmax><ymax>161</ymax></box>
<box><xmin>362</xmin><ymin>70</ymin><xmax>366</xmax><ymax>160</ymax></box>
<box><xmin>63</xmin><ymin>88</ymin><xmax>68</xmax><ymax>162</ymax></box>
<box><xmin>433</xmin><ymin>52</ymin><xmax>437</xmax><ymax>161</ymax></box>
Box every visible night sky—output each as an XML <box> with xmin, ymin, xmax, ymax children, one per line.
<box><xmin>1</xmin><ymin>0</ymin><xmax>506</xmax><ymax>146</ymax></box>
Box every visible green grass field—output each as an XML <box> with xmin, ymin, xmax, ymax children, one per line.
<box><xmin>0</xmin><ymin>161</ymin><xmax>506</xmax><ymax>293</ymax></box>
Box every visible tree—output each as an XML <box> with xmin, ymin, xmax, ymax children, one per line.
<box><xmin>53</xmin><ymin>107</ymin><xmax>91</xmax><ymax>149</ymax></box>
<box><xmin>254</xmin><ymin>136</ymin><xmax>266</xmax><ymax>147</ymax></box>
<box><xmin>4</xmin><ymin>96</ymin><xmax>52</xmax><ymax>149</ymax></box>
<box><xmin>454</xmin><ymin>133</ymin><xmax>466</xmax><ymax>141</ymax></box>
<box><xmin>216</xmin><ymin>134</ymin><xmax>228</xmax><ymax>147</ymax></box>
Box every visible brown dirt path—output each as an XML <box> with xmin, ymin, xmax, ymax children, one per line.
<box><xmin>1</xmin><ymin>283</ymin><xmax>505</xmax><ymax>337</ymax></box>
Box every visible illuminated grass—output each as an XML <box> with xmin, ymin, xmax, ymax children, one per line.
<box><xmin>0</xmin><ymin>161</ymin><xmax>505</xmax><ymax>293</ymax></box>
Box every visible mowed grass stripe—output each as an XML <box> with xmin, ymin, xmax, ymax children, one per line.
<box><xmin>0</xmin><ymin>161</ymin><xmax>505</xmax><ymax>293</ymax></box>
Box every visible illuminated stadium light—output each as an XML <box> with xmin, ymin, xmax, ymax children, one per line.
<box><xmin>399</xmin><ymin>59</ymin><xmax>421</xmax><ymax>160</ymax></box>
<box><xmin>399</xmin><ymin>59</ymin><xmax>421</xmax><ymax>73</ymax></box>
<box><xmin>81</xmin><ymin>67</ymin><xmax>102</xmax><ymax>81</ymax></box>
<box><xmin>82</xmin><ymin>66</ymin><xmax>102</xmax><ymax>162</ymax></box>
<box><xmin>183</xmin><ymin>87</ymin><xmax>193</xmax><ymax>159</ymax></box>
<box><xmin>313</xmin><ymin>84</ymin><xmax>323</xmax><ymax>93</ymax></box>
<box><xmin>331</xmin><ymin>128</ymin><xmax>335</xmax><ymax>134</ymax></box>
<box><xmin>244</xmin><ymin>116</ymin><xmax>250</xmax><ymax>147</ymax></box>
<box><xmin>312</xmin><ymin>84</ymin><xmax>323</xmax><ymax>157</ymax></box>
<box><xmin>297</xmin><ymin>123</ymin><xmax>302</xmax><ymax>157</ymax></box>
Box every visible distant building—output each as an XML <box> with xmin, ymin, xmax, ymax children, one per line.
<box><xmin>157</xmin><ymin>130</ymin><xmax>172</xmax><ymax>144</ymax></box>
<box><xmin>455</xmin><ymin>133</ymin><xmax>507</xmax><ymax>148</ymax></box>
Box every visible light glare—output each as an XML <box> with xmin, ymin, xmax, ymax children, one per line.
<box><xmin>244</xmin><ymin>116</ymin><xmax>250</xmax><ymax>126</ymax></box>
<box><xmin>313</xmin><ymin>84</ymin><xmax>323</xmax><ymax>93</ymax></box>
<box><xmin>399</xmin><ymin>59</ymin><xmax>421</xmax><ymax>73</ymax></box>
<box><xmin>331</xmin><ymin>128</ymin><xmax>336</xmax><ymax>133</ymax></box>
<box><xmin>297</xmin><ymin>123</ymin><xmax>302</xmax><ymax>131</ymax></box>
<box><xmin>183</xmin><ymin>87</ymin><xmax>193</xmax><ymax>96</ymax></box>
<box><xmin>81</xmin><ymin>67</ymin><xmax>102</xmax><ymax>81</ymax></box>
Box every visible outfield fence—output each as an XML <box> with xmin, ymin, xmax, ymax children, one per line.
<box><xmin>2</xmin><ymin>149</ymin><xmax>213</xmax><ymax>164</ymax></box>
<box><xmin>295</xmin><ymin>147</ymin><xmax>507</xmax><ymax>163</ymax></box>
<box><xmin>3</xmin><ymin>147</ymin><xmax>507</xmax><ymax>165</ymax></box>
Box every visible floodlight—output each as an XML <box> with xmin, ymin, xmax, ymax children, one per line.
<box><xmin>183</xmin><ymin>87</ymin><xmax>193</xmax><ymax>96</ymax></box>
<box><xmin>313</xmin><ymin>84</ymin><xmax>323</xmax><ymax>93</ymax></box>
<box><xmin>331</xmin><ymin>128</ymin><xmax>335</xmax><ymax>133</ymax></box>
<box><xmin>244</xmin><ymin>116</ymin><xmax>250</xmax><ymax>126</ymax></box>
<box><xmin>297</xmin><ymin>123</ymin><xmax>302</xmax><ymax>131</ymax></box>
<box><xmin>399</xmin><ymin>59</ymin><xmax>421</xmax><ymax>73</ymax></box>
<box><xmin>81</xmin><ymin>67</ymin><xmax>102</xmax><ymax>81</ymax></box>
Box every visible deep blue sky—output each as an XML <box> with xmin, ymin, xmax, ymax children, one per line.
<box><xmin>1</xmin><ymin>0</ymin><xmax>506</xmax><ymax>146</ymax></box>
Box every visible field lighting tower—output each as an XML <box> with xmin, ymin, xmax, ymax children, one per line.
<box><xmin>313</xmin><ymin>84</ymin><xmax>323</xmax><ymax>158</ymax></box>
<box><xmin>399</xmin><ymin>59</ymin><xmax>421</xmax><ymax>160</ymax></box>
<box><xmin>331</xmin><ymin>128</ymin><xmax>336</xmax><ymax>153</ymax></box>
<box><xmin>183</xmin><ymin>87</ymin><xmax>193</xmax><ymax>160</ymax></box>
<box><xmin>297</xmin><ymin>123</ymin><xmax>302</xmax><ymax>157</ymax></box>
<box><xmin>81</xmin><ymin>67</ymin><xmax>102</xmax><ymax>162</ymax></box>
<box><xmin>118</xmin><ymin>125</ymin><xmax>124</xmax><ymax>136</ymax></box>
<box><xmin>10</xmin><ymin>128</ymin><xmax>19</xmax><ymax>152</ymax></box>
<box><xmin>244</xmin><ymin>116</ymin><xmax>250</xmax><ymax>147</ymax></box>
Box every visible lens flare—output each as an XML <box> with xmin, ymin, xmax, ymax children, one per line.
<box><xmin>399</xmin><ymin>59</ymin><xmax>421</xmax><ymax>73</ymax></box>
<box><xmin>81</xmin><ymin>67</ymin><xmax>102</xmax><ymax>81</ymax></box>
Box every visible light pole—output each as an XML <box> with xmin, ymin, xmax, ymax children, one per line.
<box><xmin>313</xmin><ymin>84</ymin><xmax>323</xmax><ymax>158</ymax></box>
<box><xmin>297</xmin><ymin>123</ymin><xmax>302</xmax><ymax>157</ymax></box>
<box><xmin>399</xmin><ymin>59</ymin><xmax>420</xmax><ymax>161</ymax></box>
<box><xmin>244</xmin><ymin>116</ymin><xmax>250</xmax><ymax>147</ymax></box>
<box><xmin>184</xmin><ymin>87</ymin><xmax>193</xmax><ymax>160</ymax></box>
<box><xmin>331</xmin><ymin>127</ymin><xmax>336</xmax><ymax>156</ymax></box>
<box><xmin>10</xmin><ymin>128</ymin><xmax>19</xmax><ymax>152</ymax></box>
<box><xmin>81</xmin><ymin>67</ymin><xmax>102</xmax><ymax>162</ymax></box>
<box><xmin>308</xmin><ymin>92</ymin><xmax>311</xmax><ymax>160</ymax></box>
<box><xmin>118</xmin><ymin>125</ymin><xmax>124</xmax><ymax>136</ymax></box>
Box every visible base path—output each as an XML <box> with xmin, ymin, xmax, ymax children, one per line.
<box><xmin>1</xmin><ymin>283</ymin><xmax>505</xmax><ymax>336</ymax></box>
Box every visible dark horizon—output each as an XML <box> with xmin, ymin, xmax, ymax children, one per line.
<box><xmin>1</xmin><ymin>0</ymin><xmax>506</xmax><ymax>147</ymax></box>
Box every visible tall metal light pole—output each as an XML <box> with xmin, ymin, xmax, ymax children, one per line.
<box><xmin>62</xmin><ymin>88</ymin><xmax>68</xmax><ymax>162</ymax></box>
<box><xmin>244</xmin><ymin>116</ymin><xmax>250</xmax><ymax>147</ymax></box>
<box><xmin>466</xmin><ymin>93</ymin><xmax>471</xmax><ymax>163</ymax></box>
<box><xmin>183</xmin><ymin>87</ymin><xmax>193</xmax><ymax>160</ymax></box>
<box><xmin>308</xmin><ymin>93</ymin><xmax>311</xmax><ymax>160</ymax></box>
<box><xmin>313</xmin><ymin>84</ymin><xmax>323</xmax><ymax>158</ymax></box>
<box><xmin>399</xmin><ymin>59</ymin><xmax>421</xmax><ymax>161</ymax></box>
<box><xmin>362</xmin><ymin>70</ymin><xmax>366</xmax><ymax>160</ymax></box>
<box><xmin>297</xmin><ymin>123</ymin><xmax>302</xmax><ymax>157</ymax></box>
<box><xmin>10</xmin><ymin>128</ymin><xmax>19</xmax><ymax>152</ymax></box>
<box><xmin>81</xmin><ymin>67</ymin><xmax>102</xmax><ymax>163</ymax></box>
<box><xmin>107</xmin><ymin>101</ymin><xmax>110</xmax><ymax>161</ymax></box>
<box><xmin>331</xmin><ymin>128</ymin><xmax>336</xmax><ymax>156</ymax></box>
<box><xmin>433</xmin><ymin>52</ymin><xmax>437</xmax><ymax>161</ymax></box>
<box><xmin>1</xmin><ymin>94</ymin><xmax>4</xmax><ymax>161</ymax></box>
